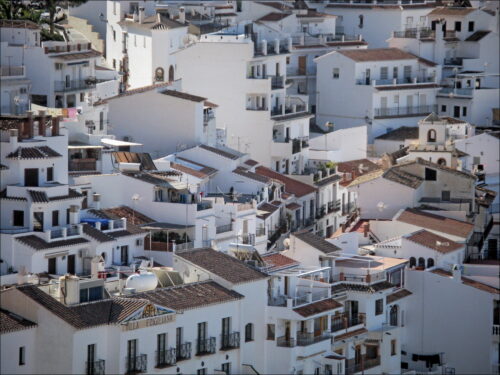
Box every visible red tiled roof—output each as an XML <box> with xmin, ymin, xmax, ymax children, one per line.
<box><xmin>233</xmin><ymin>166</ymin><xmax>270</xmax><ymax>184</ymax></box>
<box><xmin>16</xmin><ymin>235</ymin><xmax>90</xmax><ymax>250</ymax></box>
<box><xmin>204</xmin><ymin>100</ymin><xmax>218</xmax><ymax>108</ymax></box>
<box><xmin>431</xmin><ymin>269</ymin><xmax>500</xmax><ymax>295</ymax></box>
<box><xmin>0</xmin><ymin>309</ymin><xmax>37</xmax><ymax>334</ymax></box>
<box><xmin>172</xmin><ymin>157</ymin><xmax>217</xmax><ymax>179</ymax></box>
<box><xmin>334</xmin><ymin>327</ymin><xmax>368</xmax><ymax>341</ymax></box>
<box><xmin>257</xmin><ymin>12</ymin><xmax>292</xmax><ymax>22</ymax></box>
<box><xmin>338</xmin><ymin>48</ymin><xmax>418</xmax><ymax>62</ymax></box>
<box><xmin>397</xmin><ymin>208</ymin><xmax>474</xmax><ymax>238</ymax></box>
<box><xmin>294</xmin><ymin>298</ymin><xmax>342</xmax><ymax>317</ymax></box>
<box><xmin>161</xmin><ymin>90</ymin><xmax>206</xmax><ymax>102</ymax></box>
<box><xmin>261</xmin><ymin>252</ymin><xmax>299</xmax><ymax>272</ymax></box>
<box><xmin>429</xmin><ymin>7</ymin><xmax>475</xmax><ymax>17</ymax></box>
<box><xmin>89</xmin><ymin>206</ymin><xmax>154</xmax><ymax>226</ymax></box>
<box><xmin>286</xmin><ymin>202</ymin><xmax>301</xmax><ymax>210</ymax></box>
<box><xmin>94</xmin><ymin>82</ymin><xmax>172</xmax><ymax>105</ymax></box>
<box><xmin>244</xmin><ymin>159</ymin><xmax>259</xmax><ymax>167</ymax></box>
<box><xmin>386</xmin><ymin>289</ymin><xmax>412</xmax><ymax>304</ymax></box>
<box><xmin>406</xmin><ymin>230</ymin><xmax>463</xmax><ymax>253</ymax></box>
<box><xmin>255</xmin><ymin>166</ymin><xmax>316</xmax><ymax>197</ymax></box>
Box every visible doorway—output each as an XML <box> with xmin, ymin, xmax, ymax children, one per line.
<box><xmin>33</xmin><ymin>212</ymin><xmax>44</xmax><ymax>232</ymax></box>
<box><xmin>67</xmin><ymin>254</ymin><xmax>76</xmax><ymax>274</ymax></box>
<box><xmin>24</xmin><ymin>168</ymin><xmax>39</xmax><ymax>187</ymax></box>
<box><xmin>298</xmin><ymin>56</ymin><xmax>307</xmax><ymax>75</ymax></box>
<box><xmin>48</xmin><ymin>257</ymin><xmax>56</xmax><ymax>274</ymax></box>
<box><xmin>120</xmin><ymin>245</ymin><xmax>129</xmax><ymax>265</ymax></box>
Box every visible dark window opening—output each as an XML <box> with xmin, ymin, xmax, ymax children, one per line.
<box><xmin>455</xmin><ymin>21</ymin><xmax>461</xmax><ymax>32</ymax></box>
<box><xmin>13</xmin><ymin>211</ymin><xmax>24</xmax><ymax>227</ymax></box>
<box><xmin>425</xmin><ymin>168</ymin><xmax>437</xmax><ymax>181</ymax></box>
<box><xmin>375</xmin><ymin>298</ymin><xmax>383</xmax><ymax>315</ymax></box>
<box><xmin>19</xmin><ymin>347</ymin><xmax>25</xmax><ymax>366</ymax></box>
<box><xmin>47</xmin><ymin>167</ymin><xmax>54</xmax><ymax>182</ymax></box>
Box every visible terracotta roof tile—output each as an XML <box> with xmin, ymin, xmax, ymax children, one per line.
<box><xmin>257</xmin><ymin>202</ymin><xmax>280</xmax><ymax>220</ymax></box>
<box><xmin>382</xmin><ymin>168</ymin><xmax>423</xmax><ymax>189</ymax></box>
<box><xmin>7</xmin><ymin>146</ymin><xmax>61</xmax><ymax>159</ymax></box>
<box><xmin>294</xmin><ymin>231</ymin><xmax>341</xmax><ymax>254</ymax></box>
<box><xmin>429</xmin><ymin>7</ymin><xmax>476</xmax><ymax>17</ymax></box>
<box><xmin>176</xmin><ymin>248</ymin><xmax>268</xmax><ymax>284</ymax></box>
<box><xmin>113</xmin><ymin>152</ymin><xmax>157</xmax><ymax>171</ymax></box>
<box><xmin>0</xmin><ymin>309</ymin><xmax>37</xmax><ymax>334</ymax></box>
<box><xmin>131</xmin><ymin>280</ymin><xmax>243</xmax><ymax>311</ymax></box>
<box><xmin>386</xmin><ymin>288</ymin><xmax>412</xmax><ymax>304</ymax></box>
<box><xmin>28</xmin><ymin>190</ymin><xmax>49</xmax><ymax>203</ymax></box>
<box><xmin>49</xmin><ymin>49</ymin><xmax>101</xmax><ymax>61</ymax></box>
<box><xmin>255</xmin><ymin>166</ymin><xmax>316</xmax><ymax>197</ymax></box>
<box><xmin>261</xmin><ymin>252</ymin><xmax>299</xmax><ymax>272</ymax></box>
<box><xmin>118</xmin><ymin>14</ymin><xmax>186</xmax><ymax>31</ymax></box>
<box><xmin>233</xmin><ymin>166</ymin><xmax>270</xmax><ymax>183</ymax></box>
<box><xmin>49</xmin><ymin>189</ymin><xmax>84</xmax><ymax>202</ymax></box>
<box><xmin>199</xmin><ymin>144</ymin><xmax>241</xmax><ymax>160</ymax></box>
<box><xmin>465</xmin><ymin>30</ymin><xmax>490</xmax><ymax>42</ymax></box>
<box><xmin>338</xmin><ymin>48</ymin><xmax>418</xmax><ymax>62</ymax></box>
<box><xmin>334</xmin><ymin>327</ymin><xmax>368</xmax><ymax>341</ymax></box>
<box><xmin>406</xmin><ymin>230</ymin><xmax>463</xmax><ymax>253</ymax></box>
<box><xmin>376</xmin><ymin>83</ymin><xmax>440</xmax><ymax>91</ymax></box>
<box><xmin>332</xmin><ymin>281</ymin><xmax>394</xmax><ymax>294</ymax></box>
<box><xmin>171</xmin><ymin>158</ymin><xmax>217</xmax><ymax>179</ymax></box>
<box><xmin>160</xmin><ymin>90</ymin><xmax>207</xmax><ymax>102</ymax></box>
<box><xmin>286</xmin><ymin>202</ymin><xmax>301</xmax><ymax>210</ymax></box>
<box><xmin>16</xmin><ymin>235</ymin><xmax>89</xmax><ymax>250</ymax></box>
<box><xmin>397</xmin><ymin>208</ymin><xmax>474</xmax><ymax>238</ymax></box>
<box><xmin>315</xmin><ymin>174</ymin><xmax>341</xmax><ymax>187</ymax></box>
<box><xmin>258</xmin><ymin>1</ymin><xmax>293</xmax><ymax>11</ymax></box>
<box><xmin>431</xmin><ymin>269</ymin><xmax>500</xmax><ymax>295</ymax></box>
<box><xmin>294</xmin><ymin>298</ymin><xmax>342</xmax><ymax>317</ymax></box>
<box><xmin>82</xmin><ymin>224</ymin><xmax>115</xmax><ymax>243</ymax></box>
<box><xmin>257</xmin><ymin>12</ymin><xmax>293</xmax><ymax>22</ymax></box>
<box><xmin>244</xmin><ymin>159</ymin><xmax>259</xmax><ymax>167</ymax></box>
<box><xmin>89</xmin><ymin>206</ymin><xmax>154</xmax><ymax>226</ymax></box>
<box><xmin>94</xmin><ymin>82</ymin><xmax>172</xmax><ymax>105</ymax></box>
<box><xmin>375</xmin><ymin>126</ymin><xmax>418</xmax><ymax>141</ymax></box>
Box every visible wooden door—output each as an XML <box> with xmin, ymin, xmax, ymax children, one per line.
<box><xmin>298</xmin><ymin>56</ymin><xmax>307</xmax><ymax>75</ymax></box>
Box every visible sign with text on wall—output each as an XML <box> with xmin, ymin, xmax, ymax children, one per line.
<box><xmin>121</xmin><ymin>303</ymin><xmax>176</xmax><ymax>331</ymax></box>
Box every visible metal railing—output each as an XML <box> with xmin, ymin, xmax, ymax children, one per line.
<box><xmin>196</xmin><ymin>337</ymin><xmax>216</xmax><ymax>355</ymax></box>
<box><xmin>0</xmin><ymin>65</ymin><xmax>25</xmax><ymax>77</ymax></box>
<box><xmin>296</xmin><ymin>331</ymin><xmax>331</xmax><ymax>346</ymax></box>
<box><xmin>444</xmin><ymin>57</ymin><xmax>463</xmax><ymax>66</ymax></box>
<box><xmin>203</xmin><ymin>112</ymin><xmax>215</xmax><ymax>124</ymax></box>
<box><xmin>197</xmin><ymin>201</ymin><xmax>213</xmax><ymax>211</ymax></box>
<box><xmin>216</xmin><ymin>224</ymin><xmax>233</xmax><ymax>234</ymax></box>
<box><xmin>69</xmin><ymin>159</ymin><xmax>97</xmax><ymax>172</ymax></box>
<box><xmin>357</xmin><ymin>76</ymin><xmax>435</xmax><ymax>86</ymax></box>
<box><xmin>45</xmin><ymin>42</ymin><xmax>91</xmax><ymax>54</ymax></box>
<box><xmin>220</xmin><ymin>332</ymin><xmax>240</xmax><ymax>350</ymax></box>
<box><xmin>328</xmin><ymin>200</ymin><xmax>341</xmax><ymax>213</ymax></box>
<box><xmin>54</xmin><ymin>79</ymin><xmax>96</xmax><ymax>92</ymax></box>
<box><xmin>66</xmin><ymin>225</ymin><xmax>80</xmax><ymax>237</ymax></box>
<box><xmin>438</xmin><ymin>87</ymin><xmax>473</xmax><ymax>97</ymax></box>
<box><xmin>241</xmin><ymin>233</ymin><xmax>255</xmax><ymax>245</ymax></box>
<box><xmin>125</xmin><ymin>354</ymin><xmax>147</xmax><ymax>374</ymax></box>
<box><xmin>51</xmin><ymin>228</ymin><xmax>64</xmax><ymax>239</ymax></box>
<box><xmin>176</xmin><ymin>342</ymin><xmax>192</xmax><ymax>361</ymax></box>
<box><xmin>331</xmin><ymin>313</ymin><xmax>366</xmax><ymax>332</ymax></box>
<box><xmin>276</xmin><ymin>336</ymin><xmax>296</xmax><ymax>347</ymax></box>
<box><xmin>156</xmin><ymin>348</ymin><xmax>176</xmax><ymax>367</ymax></box>
<box><xmin>374</xmin><ymin>105</ymin><xmax>437</xmax><ymax>118</ymax></box>
<box><xmin>86</xmin><ymin>359</ymin><xmax>105</xmax><ymax>375</ymax></box>
<box><xmin>271</xmin><ymin>75</ymin><xmax>284</xmax><ymax>89</ymax></box>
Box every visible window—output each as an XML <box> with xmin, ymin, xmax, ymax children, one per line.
<box><xmin>48</xmin><ymin>257</ymin><xmax>56</xmax><ymax>274</ymax></box>
<box><xmin>406</xmin><ymin>16</ymin><xmax>413</xmax><ymax>26</ymax></box>
<box><xmin>113</xmin><ymin>1</ymin><xmax>116</xmax><ymax>15</ymax></box>
<box><xmin>391</xmin><ymin>339</ymin><xmax>397</xmax><ymax>356</ymax></box>
<box><xmin>420</xmin><ymin>16</ymin><xmax>426</xmax><ymax>25</ymax></box>
<box><xmin>245</xmin><ymin>323</ymin><xmax>254</xmax><ymax>342</ymax></box>
<box><xmin>80</xmin><ymin>286</ymin><xmax>103</xmax><ymax>303</ymax></box>
<box><xmin>47</xmin><ymin>167</ymin><xmax>54</xmax><ymax>181</ymax></box>
<box><xmin>222</xmin><ymin>362</ymin><xmax>231</xmax><ymax>375</ymax></box>
<box><xmin>437</xmin><ymin>158</ymin><xmax>447</xmax><ymax>166</ymax></box>
<box><xmin>236</xmin><ymin>0</ymin><xmax>242</xmax><ymax>12</ymax></box>
<box><xmin>375</xmin><ymin>298</ymin><xmax>383</xmax><ymax>315</ymax></box>
<box><xmin>468</xmin><ymin>21</ymin><xmax>474</xmax><ymax>32</ymax></box>
<box><xmin>455</xmin><ymin>21</ymin><xmax>461</xmax><ymax>32</ymax></box>
<box><xmin>52</xmin><ymin>210</ymin><xmax>59</xmax><ymax>227</ymax></box>
<box><xmin>380</xmin><ymin>67</ymin><xmax>388</xmax><ymax>80</ymax></box>
<box><xmin>403</xmin><ymin>66</ymin><xmax>412</xmax><ymax>82</ymax></box>
<box><xmin>325</xmin><ymin>364</ymin><xmax>332</xmax><ymax>375</ymax></box>
<box><xmin>409</xmin><ymin>257</ymin><xmax>416</xmax><ymax>268</ymax></box>
<box><xmin>427</xmin><ymin>258</ymin><xmax>435</xmax><ymax>268</ymax></box>
<box><xmin>418</xmin><ymin>257</ymin><xmax>426</xmax><ymax>268</ymax></box>
<box><xmin>13</xmin><ymin>211</ymin><xmax>24</xmax><ymax>227</ymax></box>
<box><xmin>425</xmin><ymin>168</ymin><xmax>437</xmax><ymax>181</ymax></box>
<box><xmin>333</xmin><ymin>68</ymin><xmax>340</xmax><ymax>79</ymax></box>
<box><xmin>454</xmin><ymin>105</ymin><xmax>460</xmax><ymax>118</ymax></box>
<box><xmin>99</xmin><ymin>112</ymin><xmax>104</xmax><ymax>131</ymax></box>
<box><xmin>267</xmin><ymin>324</ymin><xmax>275</xmax><ymax>340</ymax></box>
<box><xmin>441</xmin><ymin>105</ymin><xmax>447</xmax><ymax>112</ymax></box>
<box><xmin>55</xmin><ymin>63</ymin><xmax>63</xmax><ymax>70</ymax></box>
<box><xmin>157</xmin><ymin>333</ymin><xmax>167</xmax><ymax>366</ymax></box>
<box><xmin>113</xmin><ymin>29</ymin><xmax>116</xmax><ymax>42</ymax></box>
<box><xmin>155</xmin><ymin>67</ymin><xmax>165</xmax><ymax>82</ymax></box>
<box><xmin>462</xmin><ymin>107</ymin><xmax>467</xmax><ymax>117</ymax></box>
<box><xmin>197</xmin><ymin>322</ymin><xmax>207</xmax><ymax>354</ymax></box>
<box><xmin>112</xmin><ymin>59</ymin><xmax>116</xmax><ymax>69</ymax></box>
<box><xmin>393</xmin><ymin>66</ymin><xmax>398</xmax><ymax>79</ymax></box>
<box><xmin>390</xmin><ymin>305</ymin><xmax>398</xmax><ymax>326</ymax></box>
<box><xmin>126</xmin><ymin>339</ymin><xmax>138</xmax><ymax>373</ymax></box>
<box><xmin>221</xmin><ymin>317</ymin><xmax>231</xmax><ymax>348</ymax></box>
<box><xmin>19</xmin><ymin>346</ymin><xmax>25</xmax><ymax>366</ymax></box>
<box><xmin>197</xmin><ymin>369</ymin><xmax>207</xmax><ymax>375</ymax></box>
<box><xmin>441</xmin><ymin>190</ymin><xmax>451</xmax><ymax>201</ymax></box>
<box><xmin>394</xmin><ymin>95</ymin><xmax>399</xmax><ymax>105</ymax></box>
<box><xmin>358</xmin><ymin>14</ymin><xmax>364</xmax><ymax>28</ymax></box>
<box><xmin>427</xmin><ymin>129</ymin><xmax>436</xmax><ymax>142</ymax></box>
<box><xmin>86</xmin><ymin>344</ymin><xmax>95</xmax><ymax>375</ymax></box>
<box><xmin>286</xmin><ymin>56</ymin><xmax>290</xmax><ymax>64</ymax></box>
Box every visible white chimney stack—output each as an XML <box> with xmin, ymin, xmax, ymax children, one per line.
<box><xmin>59</xmin><ymin>275</ymin><xmax>80</xmax><ymax>305</ymax></box>
<box><xmin>9</xmin><ymin>129</ymin><xmax>18</xmax><ymax>150</ymax></box>
<box><xmin>452</xmin><ymin>264</ymin><xmax>462</xmax><ymax>282</ymax></box>
<box><xmin>138</xmin><ymin>7</ymin><xmax>145</xmax><ymax>24</ymax></box>
<box><xmin>69</xmin><ymin>205</ymin><xmax>80</xmax><ymax>225</ymax></box>
<box><xmin>93</xmin><ymin>193</ymin><xmax>101</xmax><ymax>210</ymax></box>
<box><xmin>179</xmin><ymin>7</ymin><xmax>186</xmax><ymax>24</ymax></box>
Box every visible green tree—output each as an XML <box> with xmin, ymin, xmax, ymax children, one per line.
<box><xmin>0</xmin><ymin>0</ymin><xmax>25</xmax><ymax>20</ymax></box>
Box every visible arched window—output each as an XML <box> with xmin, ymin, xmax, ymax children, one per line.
<box><xmin>427</xmin><ymin>258</ymin><xmax>435</xmax><ymax>268</ymax></box>
<box><xmin>155</xmin><ymin>67</ymin><xmax>164</xmax><ymax>82</ymax></box>
<box><xmin>409</xmin><ymin>257</ymin><xmax>416</xmax><ymax>268</ymax></box>
<box><xmin>168</xmin><ymin>65</ymin><xmax>175</xmax><ymax>82</ymax></box>
<box><xmin>101</xmin><ymin>252</ymin><xmax>106</xmax><ymax>260</ymax></box>
<box><xmin>390</xmin><ymin>305</ymin><xmax>398</xmax><ymax>326</ymax></box>
<box><xmin>245</xmin><ymin>323</ymin><xmax>254</xmax><ymax>342</ymax></box>
<box><xmin>418</xmin><ymin>257</ymin><xmax>426</xmax><ymax>268</ymax></box>
<box><xmin>427</xmin><ymin>129</ymin><xmax>437</xmax><ymax>142</ymax></box>
<box><xmin>437</xmin><ymin>158</ymin><xmax>446</xmax><ymax>166</ymax></box>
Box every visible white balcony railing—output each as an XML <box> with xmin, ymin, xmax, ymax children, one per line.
<box><xmin>45</xmin><ymin>224</ymin><xmax>83</xmax><ymax>242</ymax></box>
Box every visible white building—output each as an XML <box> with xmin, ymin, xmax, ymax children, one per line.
<box><xmin>315</xmin><ymin>48</ymin><xmax>441</xmax><ymax>142</ymax></box>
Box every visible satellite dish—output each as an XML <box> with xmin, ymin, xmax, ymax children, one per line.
<box><xmin>283</xmin><ymin>238</ymin><xmax>291</xmax><ymax>248</ymax></box>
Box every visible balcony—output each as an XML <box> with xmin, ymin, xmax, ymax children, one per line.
<box><xmin>47</xmin><ymin>224</ymin><xmax>83</xmax><ymax>242</ymax></box>
<box><xmin>86</xmin><ymin>359</ymin><xmax>105</xmax><ymax>375</ymax></box>
<box><xmin>444</xmin><ymin>57</ymin><xmax>463</xmax><ymax>66</ymax></box>
<box><xmin>125</xmin><ymin>354</ymin><xmax>147</xmax><ymax>374</ymax></box>
<box><xmin>438</xmin><ymin>87</ymin><xmax>473</xmax><ymax>98</ymax></box>
<box><xmin>271</xmin><ymin>75</ymin><xmax>285</xmax><ymax>89</ymax></box>
<box><xmin>393</xmin><ymin>28</ymin><xmax>434</xmax><ymax>39</ymax></box>
<box><xmin>316</xmin><ymin>204</ymin><xmax>327</xmax><ymax>219</ymax></box>
<box><xmin>54</xmin><ymin>79</ymin><xmax>96</xmax><ymax>93</ymax></box>
<box><xmin>357</xmin><ymin>76</ymin><xmax>435</xmax><ymax>86</ymax></box>
<box><xmin>346</xmin><ymin>355</ymin><xmax>381</xmax><ymax>374</ymax></box>
<box><xmin>269</xmin><ymin>288</ymin><xmax>331</xmax><ymax>308</ymax></box>
<box><xmin>328</xmin><ymin>200</ymin><xmax>341</xmax><ymax>213</ymax></box>
<box><xmin>196</xmin><ymin>337</ymin><xmax>216</xmax><ymax>356</ymax></box>
<box><xmin>156</xmin><ymin>348</ymin><xmax>176</xmax><ymax>368</ymax></box>
<box><xmin>220</xmin><ymin>332</ymin><xmax>240</xmax><ymax>350</ymax></box>
<box><xmin>203</xmin><ymin>111</ymin><xmax>215</xmax><ymax>125</ymax></box>
<box><xmin>44</xmin><ymin>42</ymin><xmax>92</xmax><ymax>54</ymax></box>
<box><xmin>216</xmin><ymin>224</ymin><xmax>233</xmax><ymax>234</ymax></box>
<box><xmin>69</xmin><ymin>158</ymin><xmax>97</xmax><ymax>172</ymax></box>
<box><xmin>373</xmin><ymin>105</ymin><xmax>438</xmax><ymax>119</ymax></box>
<box><xmin>197</xmin><ymin>201</ymin><xmax>213</xmax><ymax>211</ymax></box>
<box><xmin>331</xmin><ymin>313</ymin><xmax>366</xmax><ymax>333</ymax></box>
<box><xmin>241</xmin><ymin>233</ymin><xmax>255</xmax><ymax>245</ymax></box>
<box><xmin>176</xmin><ymin>342</ymin><xmax>192</xmax><ymax>361</ymax></box>
<box><xmin>0</xmin><ymin>65</ymin><xmax>25</xmax><ymax>77</ymax></box>
<box><xmin>256</xmin><ymin>227</ymin><xmax>266</xmax><ymax>237</ymax></box>
<box><xmin>297</xmin><ymin>331</ymin><xmax>331</xmax><ymax>346</ymax></box>
<box><xmin>277</xmin><ymin>336</ymin><xmax>296</xmax><ymax>347</ymax></box>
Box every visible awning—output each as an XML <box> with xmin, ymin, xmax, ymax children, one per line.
<box><xmin>68</xmin><ymin>144</ymin><xmax>103</xmax><ymax>149</ymax></box>
<box><xmin>101</xmin><ymin>138</ymin><xmax>143</xmax><ymax>147</ymax></box>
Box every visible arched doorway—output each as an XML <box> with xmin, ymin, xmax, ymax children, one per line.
<box><xmin>390</xmin><ymin>305</ymin><xmax>398</xmax><ymax>326</ymax></box>
<box><xmin>409</xmin><ymin>257</ymin><xmax>416</xmax><ymax>268</ymax></box>
<box><xmin>418</xmin><ymin>257</ymin><xmax>426</xmax><ymax>268</ymax></box>
<box><xmin>427</xmin><ymin>129</ymin><xmax>436</xmax><ymax>142</ymax></box>
<box><xmin>427</xmin><ymin>258</ymin><xmax>435</xmax><ymax>268</ymax></box>
<box><xmin>437</xmin><ymin>158</ymin><xmax>446</xmax><ymax>166</ymax></box>
<box><xmin>168</xmin><ymin>65</ymin><xmax>174</xmax><ymax>82</ymax></box>
<box><xmin>155</xmin><ymin>67</ymin><xmax>164</xmax><ymax>82</ymax></box>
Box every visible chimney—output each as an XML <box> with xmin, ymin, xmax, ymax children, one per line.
<box><xmin>261</xmin><ymin>40</ymin><xmax>267</xmax><ymax>56</ymax></box>
<box><xmin>274</xmin><ymin>39</ymin><xmax>280</xmax><ymax>54</ymax></box>
<box><xmin>51</xmin><ymin>116</ymin><xmax>60</xmax><ymax>136</ymax></box>
<box><xmin>363</xmin><ymin>222</ymin><xmax>370</xmax><ymax>237</ymax></box>
<box><xmin>93</xmin><ymin>193</ymin><xmax>101</xmax><ymax>210</ymax></box>
<box><xmin>138</xmin><ymin>7</ymin><xmax>145</xmax><ymax>24</ymax></box>
<box><xmin>59</xmin><ymin>275</ymin><xmax>80</xmax><ymax>305</ymax></box>
<box><xmin>26</xmin><ymin>110</ymin><xmax>34</xmax><ymax>139</ymax></box>
<box><xmin>9</xmin><ymin>129</ymin><xmax>18</xmax><ymax>150</ymax></box>
<box><xmin>69</xmin><ymin>205</ymin><xmax>80</xmax><ymax>225</ymax></box>
<box><xmin>179</xmin><ymin>7</ymin><xmax>186</xmax><ymax>24</ymax></box>
<box><xmin>452</xmin><ymin>264</ymin><xmax>461</xmax><ymax>282</ymax></box>
<box><xmin>39</xmin><ymin>110</ymin><xmax>46</xmax><ymax>136</ymax></box>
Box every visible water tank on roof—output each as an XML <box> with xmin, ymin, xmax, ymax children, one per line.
<box><xmin>125</xmin><ymin>271</ymin><xmax>158</xmax><ymax>292</ymax></box>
